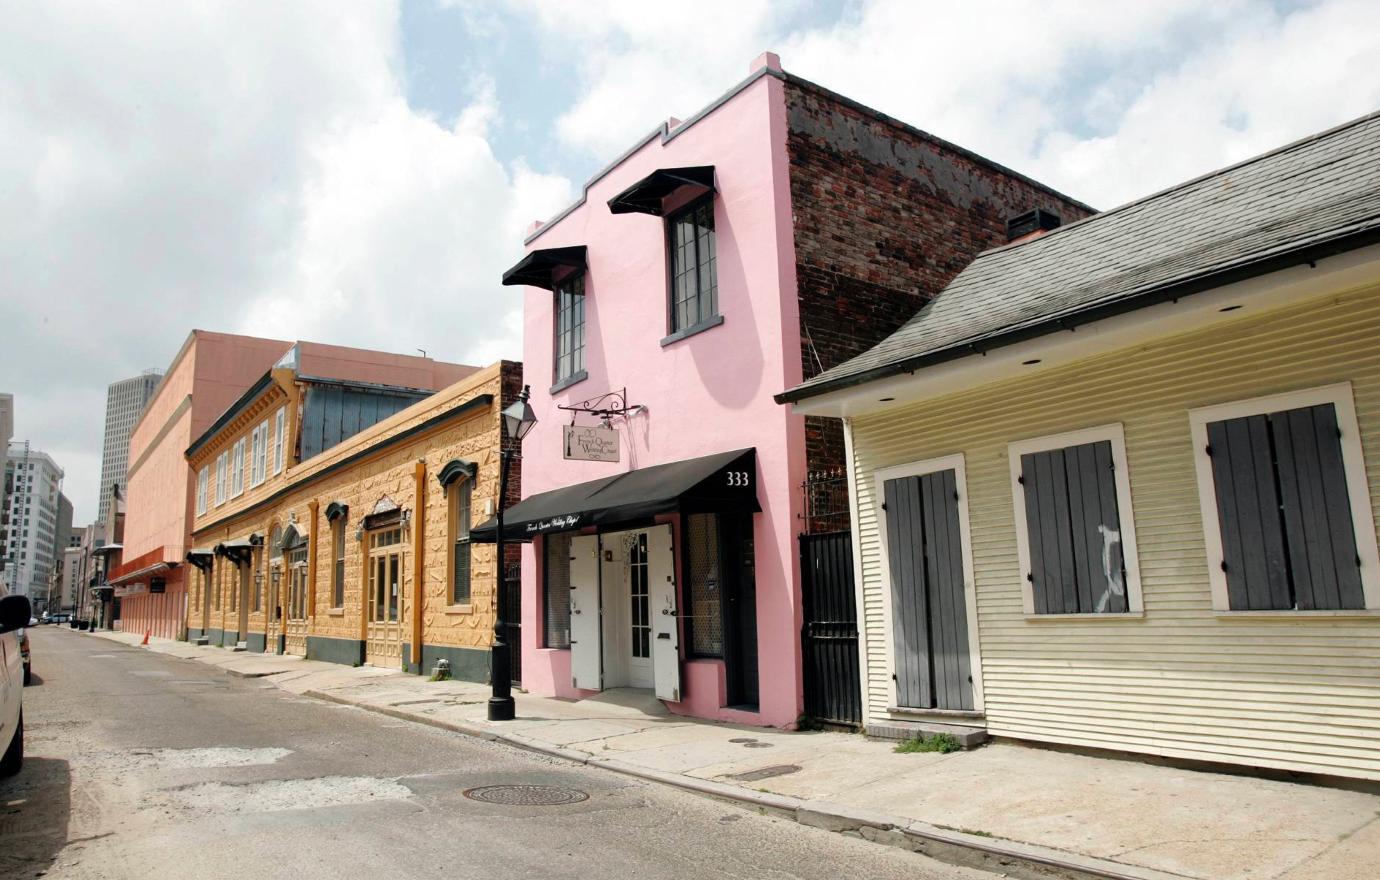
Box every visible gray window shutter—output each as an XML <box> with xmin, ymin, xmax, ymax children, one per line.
<box><xmin>1020</xmin><ymin>440</ymin><xmax>1127</xmax><ymax>614</ymax></box>
<box><xmin>1208</xmin><ymin>403</ymin><xmax>1363</xmax><ymax>610</ymax></box>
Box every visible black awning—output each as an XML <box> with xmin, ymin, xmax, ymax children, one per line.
<box><xmin>607</xmin><ymin>166</ymin><xmax>715</xmax><ymax>216</ymax></box>
<box><xmin>501</xmin><ymin>246</ymin><xmax>588</xmax><ymax>291</ymax></box>
<box><xmin>472</xmin><ymin>448</ymin><xmax>758</xmax><ymax>543</ymax></box>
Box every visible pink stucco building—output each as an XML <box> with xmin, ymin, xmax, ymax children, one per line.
<box><xmin>485</xmin><ymin>54</ymin><xmax>1090</xmax><ymax>727</ymax></box>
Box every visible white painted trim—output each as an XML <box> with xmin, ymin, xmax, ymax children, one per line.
<box><xmin>841</xmin><ymin>418</ymin><xmax>870</xmax><ymax>722</ymax></box>
<box><xmin>1007</xmin><ymin>423</ymin><xmax>1145</xmax><ymax>616</ymax></box>
<box><xmin>872</xmin><ymin>453</ymin><xmax>985</xmax><ymax>715</ymax></box>
<box><xmin>1187</xmin><ymin>381</ymin><xmax>1380</xmax><ymax>611</ymax></box>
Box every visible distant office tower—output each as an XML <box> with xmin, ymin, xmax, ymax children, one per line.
<box><xmin>4</xmin><ymin>443</ymin><xmax>65</xmax><ymax>602</ymax></box>
<box><xmin>97</xmin><ymin>371</ymin><xmax>162</xmax><ymax>524</ymax></box>
<box><xmin>0</xmin><ymin>393</ymin><xmax>11</xmax><ymax>586</ymax></box>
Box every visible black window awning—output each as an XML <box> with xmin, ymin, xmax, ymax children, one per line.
<box><xmin>501</xmin><ymin>246</ymin><xmax>588</xmax><ymax>291</ymax></box>
<box><xmin>471</xmin><ymin>448</ymin><xmax>758</xmax><ymax>543</ymax></box>
<box><xmin>607</xmin><ymin>166</ymin><xmax>715</xmax><ymax>216</ymax></box>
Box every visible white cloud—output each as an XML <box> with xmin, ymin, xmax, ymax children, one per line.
<box><xmin>0</xmin><ymin>1</ymin><xmax>572</xmax><ymax>521</ymax></box>
<box><xmin>523</xmin><ymin>0</ymin><xmax>1380</xmax><ymax>208</ymax></box>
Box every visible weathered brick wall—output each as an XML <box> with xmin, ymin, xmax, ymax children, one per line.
<box><xmin>784</xmin><ymin>78</ymin><xmax>1096</xmax><ymax>498</ymax></box>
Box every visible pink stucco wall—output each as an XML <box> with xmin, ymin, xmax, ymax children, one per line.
<box><xmin>517</xmin><ymin>71</ymin><xmax>807</xmax><ymax>727</ymax></box>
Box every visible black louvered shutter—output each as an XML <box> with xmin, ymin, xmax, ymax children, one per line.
<box><xmin>1019</xmin><ymin>440</ymin><xmax>1128</xmax><ymax>614</ymax></box>
<box><xmin>1206</xmin><ymin>403</ymin><xmax>1363</xmax><ymax>610</ymax></box>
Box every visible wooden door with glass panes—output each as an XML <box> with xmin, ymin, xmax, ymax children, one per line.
<box><xmin>366</xmin><ymin>527</ymin><xmax>404</xmax><ymax>667</ymax></box>
<box><xmin>284</xmin><ymin>547</ymin><xmax>309</xmax><ymax>656</ymax></box>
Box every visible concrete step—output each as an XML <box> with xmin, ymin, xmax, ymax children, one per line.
<box><xmin>232</xmin><ymin>642</ymin><xmax>247</xmax><ymax>652</ymax></box>
<box><xmin>866</xmin><ymin>719</ymin><xmax>989</xmax><ymax>749</ymax></box>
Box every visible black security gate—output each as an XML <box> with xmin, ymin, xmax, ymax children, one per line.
<box><xmin>800</xmin><ymin>530</ymin><xmax>861</xmax><ymax>726</ymax></box>
<box><xmin>501</xmin><ymin>561</ymin><xmax>522</xmax><ymax>685</ymax></box>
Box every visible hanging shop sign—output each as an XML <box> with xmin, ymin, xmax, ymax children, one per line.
<box><xmin>563</xmin><ymin>424</ymin><xmax>620</xmax><ymax>462</ymax></box>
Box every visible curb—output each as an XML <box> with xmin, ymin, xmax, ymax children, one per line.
<box><xmin>301</xmin><ymin>688</ymin><xmax>1183</xmax><ymax>880</ymax></box>
<box><xmin>101</xmin><ymin>632</ymin><xmax>1187</xmax><ymax>880</ymax></box>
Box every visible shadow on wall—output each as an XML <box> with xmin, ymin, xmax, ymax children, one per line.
<box><xmin>0</xmin><ymin>756</ymin><xmax>72</xmax><ymax>877</ymax></box>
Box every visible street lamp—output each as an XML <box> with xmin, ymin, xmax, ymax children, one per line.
<box><xmin>489</xmin><ymin>384</ymin><xmax>536</xmax><ymax>722</ymax></box>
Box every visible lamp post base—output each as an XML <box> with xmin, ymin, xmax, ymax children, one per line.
<box><xmin>488</xmin><ymin>640</ymin><xmax>514</xmax><ymax>721</ymax></box>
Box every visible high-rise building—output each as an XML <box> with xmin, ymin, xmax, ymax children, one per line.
<box><xmin>4</xmin><ymin>443</ymin><xmax>65</xmax><ymax>603</ymax></box>
<box><xmin>0</xmin><ymin>393</ymin><xmax>12</xmax><ymax>588</ymax></box>
<box><xmin>97</xmin><ymin>371</ymin><xmax>162</xmax><ymax>524</ymax></box>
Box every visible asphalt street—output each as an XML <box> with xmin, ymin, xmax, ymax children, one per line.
<box><xmin>1</xmin><ymin>628</ymin><xmax>983</xmax><ymax>880</ymax></box>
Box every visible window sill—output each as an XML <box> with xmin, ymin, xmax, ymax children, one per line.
<box><xmin>1024</xmin><ymin>611</ymin><xmax>1145</xmax><ymax>621</ymax></box>
<box><xmin>887</xmin><ymin>706</ymin><xmax>986</xmax><ymax>721</ymax></box>
<box><xmin>1212</xmin><ymin>609</ymin><xmax>1380</xmax><ymax>619</ymax></box>
<box><xmin>444</xmin><ymin>604</ymin><xmax>474</xmax><ymax>615</ymax></box>
<box><xmin>550</xmin><ymin>370</ymin><xmax>587</xmax><ymax>395</ymax></box>
<box><xmin>327</xmin><ymin>608</ymin><xmax>344</xmax><ymax>617</ymax></box>
<box><xmin>660</xmin><ymin>314</ymin><xmax>724</xmax><ymax>347</ymax></box>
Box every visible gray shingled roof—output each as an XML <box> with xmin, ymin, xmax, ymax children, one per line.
<box><xmin>779</xmin><ymin>110</ymin><xmax>1380</xmax><ymax>404</ymax></box>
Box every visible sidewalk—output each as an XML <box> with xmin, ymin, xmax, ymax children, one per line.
<box><xmin>90</xmin><ymin>630</ymin><xmax>1378</xmax><ymax>880</ymax></box>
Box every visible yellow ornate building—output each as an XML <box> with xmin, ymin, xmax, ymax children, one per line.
<box><xmin>186</xmin><ymin>358</ymin><xmax>521</xmax><ymax>681</ymax></box>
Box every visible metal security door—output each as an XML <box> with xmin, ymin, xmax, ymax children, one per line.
<box><xmin>501</xmin><ymin>561</ymin><xmax>522</xmax><ymax>685</ymax></box>
<box><xmin>883</xmin><ymin>471</ymin><xmax>974</xmax><ymax>712</ymax></box>
<box><xmin>800</xmin><ymin>531</ymin><xmax>861</xmax><ymax>726</ymax></box>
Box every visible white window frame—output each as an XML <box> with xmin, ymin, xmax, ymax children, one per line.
<box><xmin>1188</xmin><ymin>382</ymin><xmax>1380</xmax><ymax>613</ymax></box>
<box><xmin>250</xmin><ymin>420</ymin><xmax>269</xmax><ymax>488</ymax></box>
<box><xmin>1007</xmin><ymin>422</ymin><xmax>1145</xmax><ymax>617</ymax></box>
<box><xmin>273</xmin><ymin>407</ymin><xmax>287</xmax><ymax>474</ymax></box>
<box><xmin>230</xmin><ymin>437</ymin><xmax>245</xmax><ymax>498</ymax></box>
<box><xmin>215</xmin><ymin>452</ymin><xmax>227</xmax><ymax>506</ymax></box>
<box><xmin>196</xmin><ymin>467</ymin><xmax>208</xmax><ymax>515</ymax></box>
<box><xmin>873</xmin><ymin>453</ymin><xmax>985</xmax><ymax>715</ymax></box>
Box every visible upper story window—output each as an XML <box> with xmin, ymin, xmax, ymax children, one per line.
<box><xmin>250</xmin><ymin>420</ymin><xmax>269</xmax><ymax>488</ymax></box>
<box><xmin>668</xmin><ymin>197</ymin><xmax>717</xmax><ymax>333</ymax></box>
<box><xmin>273</xmin><ymin>407</ymin><xmax>286</xmax><ymax>474</ymax></box>
<box><xmin>196</xmin><ymin>467</ymin><xmax>208</xmax><ymax>516</ymax></box>
<box><xmin>215</xmin><ymin>452</ymin><xmax>227</xmax><ymax>506</ymax></box>
<box><xmin>230</xmin><ymin>437</ymin><xmax>245</xmax><ymax>498</ymax></box>
<box><xmin>553</xmin><ymin>274</ymin><xmax>585</xmax><ymax>386</ymax></box>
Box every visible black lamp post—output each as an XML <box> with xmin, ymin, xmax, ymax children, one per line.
<box><xmin>489</xmin><ymin>384</ymin><xmax>537</xmax><ymax>722</ymax></box>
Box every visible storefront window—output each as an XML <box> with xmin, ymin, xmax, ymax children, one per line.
<box><xmin>686</xmin><ymin>513</ymin><xmax>723</xmax><ymax>657</ymax></box>
<box><xmin>544</xmin><ymin>533</ymin><xmax>572</xmax><ymax>648</ymax></box>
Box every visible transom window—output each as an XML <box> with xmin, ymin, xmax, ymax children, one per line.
<box><xmin>1009</xmin><ymin>424</ymin><xmax>1144</xmax><ymax>615</ymax></box>
<box><xmin>1190</xmin><ymin>384</ymin><xmax>1380</xmax><ymax>612</ymax></box>
<box><xmin>668</xmin><ymin>197</ymin><xmax>717</xmax><ymax>332</ymax></box>
<box><xmin>553</xmin><ymin>274</ymin><xmax>585</xmax><ymax>385</ymax></box>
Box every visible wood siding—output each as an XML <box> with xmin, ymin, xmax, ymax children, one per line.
<box><xmin>848</xmin><ymin>282</ymin><xmax>1380</xmax><ymax>780</ymax></box>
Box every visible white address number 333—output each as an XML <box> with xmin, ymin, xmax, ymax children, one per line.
<box><xmin>725</xmin><ymin>470</ymin><xmax>750</xmax><ymax>487</ymax></box>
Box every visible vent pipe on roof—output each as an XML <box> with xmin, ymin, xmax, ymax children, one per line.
<box><xmin>1006</xmin><ymin>208</ymin><xmax>1061</xmax><ymax>243</ymax></box>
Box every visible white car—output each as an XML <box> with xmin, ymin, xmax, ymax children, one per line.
<box><xmin>1</xmin><ymin>589</ymin><xmax>30</xmax><ymax>776</ymax></box>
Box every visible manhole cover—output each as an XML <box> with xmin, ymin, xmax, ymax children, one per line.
<box><xmin>463</xmin><ymin>784</ymin><xmax>589</xmax><ymax>806</ymax></box>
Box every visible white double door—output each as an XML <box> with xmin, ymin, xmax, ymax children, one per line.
<box><xmin>569</xmin><ymin>525</ymin><xmax>681</xmax><ymax>702</ymax></box>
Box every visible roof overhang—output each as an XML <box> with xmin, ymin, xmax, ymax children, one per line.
<box><xmin>107</xmin><ymin>561</ymin><xmax>176</xmax><ymax>586</ymax></box>
<box><xmin>788</xmin><ymin>241</ymin><xmax>1380</xmax><ymax>419</ymax></box>
<box><xmin>471</xmin><ymin>448</ymin><xmax>758</xmax><ymax>543</ymax></box>
<box><xmin>92</xmin><ymin>543</ymin><xmax>123</xmax><ymax>557</ymax></box>
<box><xmin>501</xmin><ymin>246</ymin><xmax>587</xmax><ymax>291</ymax></box>
<box><xmin>607</xmin><ymin>166</ymin><xmax>715</xmax><ymax>216</ymax></box>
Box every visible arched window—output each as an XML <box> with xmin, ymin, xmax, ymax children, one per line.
<box><xmin>325</xmin><ymin>502</ymin><xmax>349</xmax><ymax>609</ymax></box>
<box><xmin>450</xmin><ymin>478</ymin><xmax>472</xmax><ymax>604</ymax></box>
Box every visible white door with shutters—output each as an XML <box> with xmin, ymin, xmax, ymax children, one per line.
<box><xmin>569</xmin><ymin>534</ymin><xmax>602</xmax><ymax>691</ymax></box>
<box><xmin>647</xmin><ymin>524</ymin><xmax>681</xmax><ymax>703</ymax></box>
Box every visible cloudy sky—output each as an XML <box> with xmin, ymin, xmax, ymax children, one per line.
<box><xmin>3</xmin><ymin>0</ymin><xmax>1378</xmax><ymax>523</ymax></box>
